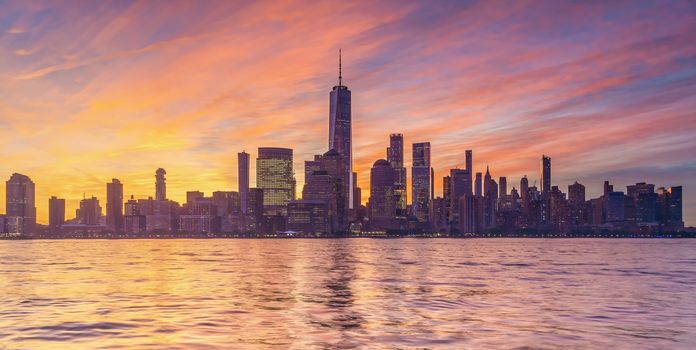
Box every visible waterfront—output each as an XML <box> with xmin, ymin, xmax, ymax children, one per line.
<box><xmin>1</xmin><ymin>239</ymin><xmax>695</xmax><ymax>349</ymax></box>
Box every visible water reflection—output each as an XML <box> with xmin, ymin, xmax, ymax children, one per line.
<box><xmin>0</xmin><ymin>239</ymin><xmax>695</xmax><ymax>349</ymax></box>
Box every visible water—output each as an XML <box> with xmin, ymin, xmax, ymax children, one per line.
<box><xmin>0</xmin><ymin>239</ymin><xmax>695</xmax><ymax>349</ymax></box>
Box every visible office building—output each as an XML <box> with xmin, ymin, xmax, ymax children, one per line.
<box><xmin>257</xmin><ymin>147</ymin><xmax>295</xmax><ymax>216</ymax></box>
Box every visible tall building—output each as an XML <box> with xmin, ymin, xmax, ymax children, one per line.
<box><xmin>475</xmin><ymin>172</ymin><xmax>482</xmax><ymax>197</ymax></box>
<box><xmin>48</xmin><ymin>196</ymin><xmax>65</xmax><ymax>233</ymax></box>
<box><xmin>368</xmin><ymin>159</ymin><xmax>396</xmax><ymax>230</ymax></box>
<box><xmin>388</xmin><ymin>134</ymin><xmax>407</xmax><ymax>216</ymax></box>
<box><xmin>465</xmin><ymin>150</ymin><xmax>473</xmax><ymax>195</ymax></box>
<box><xmin>155</xmin><ymin>168</ymin><xmax>166</xmax><ymax>201</ymax></box>
<box><xmin>499</xmin><ymin>176</ymin><xmax>507</xmax><ymax>196</ymax></box>
<box><xmin>238</xmin><ymin>151</ymin><xmax>250</xmax><ymax>214</ymax></box>
<box><xmin>448</xmin><ymin>168</ymin><xmax>471</xmax><ymax>231</ymax></box>
<box><xmin>106</xmin><ymin>178</ymin><xmax>124</xmax><ymax>232</ymax></box>
<box><xmin>5</xmin><ymin>173</ymin><xmax>36</xmax><ymax>235</ymax></box>
<box><xmin>412</xmin><ymin>142</ymin><xmax>431</xmax><ymax>222</ymax></box>
<box><xmin>541</xmin><ymin>155</ymin><xmax>551</xmax><ymax>195</ymax></box>
<box><xmin>287</xmin><ymin>200</ymin><xmax>329</xmax><ymax>234</ymax></box>
<box><xmin>257</xmin><ymin>147</ymin><xmax>295</xmax><ymax>215</ymax></box>
<box><xmin>657</xmin><ymin>186</ymin><xmax>683</xmax><ymax>228</ymax></box>
<box><xmin>568</xmin><ymin>181</ymin><xmax>586</xmax><ymax>228</ymax></box>
<box><xmin>303</xmin><ymin>149</ymin><xmax>347</xmax><ymax>232</ymax></box>
<box><xmin>329</xmin><ymin>50</ymin><xmax>353</xmax><ymax>209</ymax></box>
<box><xmin>78</xmin><ymin>196</ymin><xmax>102</xmax><ymax>226</ymax></box>
<box><xmin>459</xmin><ymin>194</ymin><xmax>484</xmax><ymax>234</ymax></box>
<box><xmin>247</xmin><ymin>188</ymin><xmax>264</xmax><ymax>231</ymax></box>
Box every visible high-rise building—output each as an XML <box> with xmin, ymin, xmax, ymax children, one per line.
<box><xmin>124</xmin><ymin>196</ymin><xmax>146</xmax><ymax>234</ymax></box>
<box><xmin>568</xmin><ymin>181</ymin><xmax>586</xmax><ymax>228</ymax></box>
<box><xmin>329</xmin><ymin>50</ymin><xmax>353</xmax><ymax>209</ymax></box>
<box><xmin>106</xmin><ymin>178</ymin><xmax>124</xmax><ymax>232</ymax></box>
<box><xmin>247</xmin><ymin>188</ymin><xmax>264</xmax><ymax>231</ymax></box>
<box><xmin>78</xmin><ymin>196</ymin><xmax>102</xmax><ymax>226</ymax></box>
<box><xmin>5</xmin><ymin>173</ymin><xmax>36</xmax><ymax>235</ymax></box>
<box><xmin>459</xmin><ymin>194</ymin><xmax>484</xmax><ymax>234</ymax></box>
<box><xmin>48</xmin><ymin>196</ymin><xmax>65</xmax><ymax>233</ymax></box>
<box><xmin>257</xmin><ymin>147</ymin><xmax>295</xmax><ymax>216</ymax></box>
<box><xmin>541</xmin><ymin>155</ymin><xmax>551</xmax><ymax>195</ymax></box>
<box><xmin>657</xmin><ymin>186</ymin><xmax>683</xmax><ymax>228</ymax></box>
<box><xmin>368</xmin><ymin>159</ymin><xmax>396</xmax><ymax>230</ymax></box>
<box><xmin>388</xmin><ymin>134</ymin><xmax>407</xmax><ymax>216</ymax></box>
<box><xmin>412</xmin><ymin>142</ymin><xmax>431</xmax><ymax>222</ymax></box>
<box><xmin>448</xmin><ymin>168</ymin><xmax>471</xmax><ymax>231</ymax></box>
<box><xmin>287</xmin><ymin>200</ymin><xmax>329</xmax><ymax>234</ymax></box>
<box><xmin>238</xmin><ymin>151</ymin><xmax>250</xmax><ymax>214</ymax></box>
<box><xmin>499</xmin><ymin>176</ymin><xmax>507</xmax><ymax>196</ymax></box>
<box><xmin>303</xmin><ymin>149</ymin><xmax>347</xmax><ymax>232</ymax></box>
<box><xmin>465</xmin><ymin>150</ymin><xmax>473</xmax><ymax>195</ymax></box>
<box><xmin>443</xmin><ymin>175</ymin><xmax>451</xmax><ymax>225</ymax></box>
<box><xmin>155</xmin><ymin>168</ymin><xmax>166</xmax><ymax>201</ymax></box>
<box><xmin>475</xmin><ymin>172</ymin><xmax>482</xmax><ymax>197</ymax></box>
<box><xmin>568</xmin><ymin>181</ymin><xmax>586</xmax><ymax>206</ymax></box>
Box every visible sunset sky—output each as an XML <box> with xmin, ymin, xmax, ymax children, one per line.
<box><xmin>1</xmin><ymin>0</ymin><xmax>695</xmax><ymax>225</ymax></box>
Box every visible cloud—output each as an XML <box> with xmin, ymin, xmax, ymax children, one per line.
<box><xmin>1</xmin><ymin>0</ymin><xmax>695</xmax><ymax>225</ymax></box>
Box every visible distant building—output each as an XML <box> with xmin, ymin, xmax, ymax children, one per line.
<box><xmin>429</xmin><ymin>197</ymin><xmax>448</xmax><ymax>232</ymax></box>
<box><xmin>303</xmin><ymin>149</ymin><xmax>347</xmax><ymax>232</ymax></box>
<box><xmin>238</xmin><ymin>151</ymin><xmax>250</xmax><ymax>214</ymax></box>
<box><xmin>78</xmin><ymin>196</ymin><xmax>102</xmax><ymax>226</ymax></box>
<box><xmin>287</xmin><ymin>200</ymin><xmax>329</xmax><ymax>234</ymax></box>
<box><xmin>329</xmin><ymin>50</ymin><xmax>354</xmax><ymax>210</ymax></box>
<box><xmin>657</xmin><ymin>186</ymin><xmax>683</xmax><ymax>228</ymax></box>
<box><xmin>475</xmin><ymin>172</ymin><xmax>482</xmax><ymax>197</ymax></box>
<box><xmin>449</xmin><ymin>168</ymin><xmax>471</xmax><ymax>231</ymax></box>
<box><xmin>138</xmin><ymin>198</ymin><xmax>179</xmax><ymax>232</ymax></box>
<box><xmin>247</xmin><ymin>188</ymin><xmax>264</xmax><ymax>232</ymax></box>
<box><xmin>5</xmin><ymin>173</ymin><xmax>36</xmax><ymax>235</ymax></box>
<box><xmin>155</xmin><ymin>168</ymin><xmax>166</xmax><ymax>201</ymax></box>
<box><xmin>257</xmin><ymin>147</ymin><xmax>295</xmax><ymax>216</ymax></box>
<box><xmin>180</xmin><ymin>194</ymin><xmax>220</xmax><ymax>233</ymax></box>
<box><xmin>388</xmin><ymin>134</ymin><xmax>407</xmax><ymax>217</ymax></box>
<box><xmin>459</xmin><ymin>194</ymin><xmax>484</xmax><ymax>234</ymax></box>
<box><xmin>368</xmin><ymin>159</ymin><xmax>396</xmax><ymax>230</ymax></box>
<box><xmin>465</xmin><ymin>150</ymin><xmax>473</xmax><ymax>195</ymax></box>
<box><xmin>48</xmin><ymin>196</ymin><xmax>65</xmax><ymax>233</ymax></box>
<box><xmin>541</xmin><ymin>155</ymin><xmax>551</xmax><ymax>195</ymax></box>
<box><xmin>412</xmin><ymin>142</ymin><xmax>431</xmax><ymax>222</ymax></box>
<box><xmin>123</xmin><ymin>196</ymin><xmax>145</xmax><ymax>234</ymax></box>
<box><xmin>499</xmin><ymin>176</ymin><xmax>507</xmax><ymax>197</ymax></box>
<box><xmin>106</xmin><ymin>178</ymin><xmax>124</xmax><ymax>232</ymax></box>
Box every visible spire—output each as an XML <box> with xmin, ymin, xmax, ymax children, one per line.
<box><xmin>338</xmin><ymin>48</ymin><xmax>342</xmax><ymax>86</ymax></box>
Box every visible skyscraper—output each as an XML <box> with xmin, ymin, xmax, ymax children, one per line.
<box><xmin>499</xmin><ymin>176</ymin><xmax>507</xmax><ymax>196</ymax></box>
<box><xmin>5</xmin><ymin>173</ymin><xmax>36</xmax><ymax>235</ymax></box>
<box><xmin>303</xmin><ymin>149</ymin><xmax>347</xmax><ymax>231</ymax></box>
<box><xmin>475</xmin><ymin>172</ymin><xmax>482</xmax><ymax>197</ymax></box>
<box><xmin>329</xmin><ymin>50</ymin><xmax>353</xmax><ymax>209</ymax></box>
<box><xmin>257</xmin><ymin>147</ymin><xmax>295</xmax><ymax>215</ymax></box>
<box><xmin>155</xmin><ymin>168</ymin><xmax>166</xmax><ymax>201</ymax></box>
<box><xmin>78</xmin><ymin>196</ymin><xmax>102</xmax><ymax>226</ymax></box>
<box><xmin>412</xmin><ymin>142</ymin><xmax>431</xmax><ymax>222</ymax></box>
<box><xmin>106</xmin><ymin>178</ymin><xmax>124</xmax><ymax>232</ymax></box>
<box><xmin>541</xmin><ymin>155</ymin><xmax>551</xmax><ymax>195</ymax></box>
<box><xmin>238</xmin><ymin>151</ymin><xmax>250</xmax><ymax>214</ymax></box>
<box><xmin>465</xmin><ymin>150</ymin><xmax>473</xmax><ymax>195</ymax></box>
<box><xmin>48</xmin><ymin>196</ymin><xmax>65</xmax><ymax>233</ymax></box>
<box><xmin>368</xmin><ymin>159</ymin><xmax>396</xmax><ymax>230</ymax></box>
<box><xmin>449</xmin><ymin>168</ymin><xmax>470</xmax><ymax>230</ymax></box>
<box><xmin>388</xmin><ymin>134</ymin><xmax>407</xmax><ymax>216</ymax></box>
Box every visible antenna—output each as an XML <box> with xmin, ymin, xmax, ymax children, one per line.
<box><xmin>339</xmin><ymin>48</ymin><xmax>342</xmax><ymax>86</ymax></box>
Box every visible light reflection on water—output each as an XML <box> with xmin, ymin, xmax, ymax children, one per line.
<box><xmin>0</xmin><ymin>239</ymin><xmax>695</xmax><ymax>349</ymax></box>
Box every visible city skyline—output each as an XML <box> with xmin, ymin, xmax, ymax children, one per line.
<box><xmin>1</xmin><ymin>1</ymin><xmax>695</xmax><ymax>225</ymax></box>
